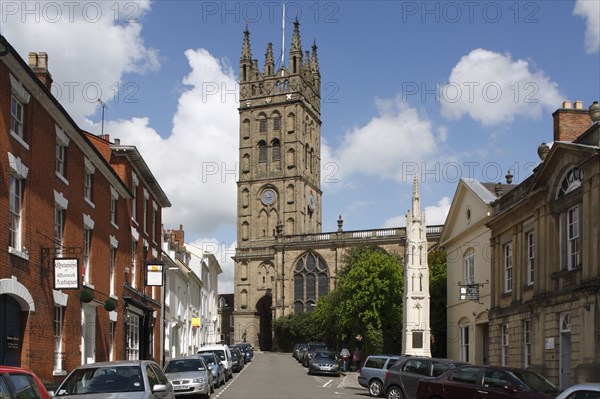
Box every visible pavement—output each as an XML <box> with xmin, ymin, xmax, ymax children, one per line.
<box><xmin>338</xmin><ymin>370</ymin><xmax>364</xmax><ymax>390</ymax></box>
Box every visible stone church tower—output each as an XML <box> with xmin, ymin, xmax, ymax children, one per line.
<box><xmin>232</xmin><ymin>23</ymin><xmax>442</xmax><ymax>352</ymax></box>
<box><xmin>402</xmin><ymin>177</ymin><xmax>432</xmax><ymax>356</ymax></box>
<box><xmin>234</xmin><ymin>21</ymin><xmax>323</xmax><ymax>349</ymax></box>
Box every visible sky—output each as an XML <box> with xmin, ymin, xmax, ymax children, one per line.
<box><xmin>2</xmin><ymin>0</ymin><xmax>599</xmax><ymax>293</ymax></box>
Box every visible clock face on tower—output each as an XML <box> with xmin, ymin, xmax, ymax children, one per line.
<box><xmin>308</xmin><ymin>193</ymin><xmax>315</xmax><ymax>211</ymax></box>
<box><xmin>261</xmin><ymin>189</ymin><xmax>276</xmax><ymax>205</ymax></box>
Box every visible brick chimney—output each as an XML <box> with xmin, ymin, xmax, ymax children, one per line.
<box><xmin>28</xmin><ymin>52</ymin><xmax>53</xmax><ymax>90</ymax></box>
<box><xmin>552</xmin><ymin>100</ymin><xmax>592</xmax><ymax>142</ymax></box>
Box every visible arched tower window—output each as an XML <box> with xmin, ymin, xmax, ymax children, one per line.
<box><xmin>310</xmin><ymin>148</ymin><xmax>314</xmax><ymax>173</ymax></box>
<box><xmin>304</xmin><ymin>144</ymin><xmax>309</xmax><ymax>169</ymax></box>
<box><xmin>241</xmin><ymin>188</ymin><xmax>249</xmax><ymax>208</ymax></box>
<box><xmin>272</xmin><ymin>139</ymin><xmax>281</xmax><ymax>161</ymax></box>
<box><xmin>242</xmin><ymin>119</ymin><xmax>250</xmax><ymax>139</ymax></box>
<box><xmin>273</xmin><ymin>115</ymin><xmax>281</xmax><ymax>131</ymax></box>
<box><xmin>241</xmin><ymin>222</ymin><xmax>249</xmax><ymax>241</ymax></box>
<box><xmin>287</xmin><ymin>113</ymin><xmax>295</xmax><ymax>133</ymax></box>
<box><xmin>258</xmin><ymin>141</ymin><xmax>267</xmax><ymax>163</ymax></box>
<box><xmin>258</xmin><ymin>114</ymin><xmax>267</xmax><ymax>133</ymax></box>
<box><xmin>241</xmin><ymin>289</ymin><xmax>248</xmax><ymax>309</ymax></box>
<box><xmin>293</xmin><ymin>252</ymin><xmax>329</xmax><ymax>314</ymax></box>
<box><xmin>287</xmin><ymin>149</ymin><xmax>296</xmax><ymax>169</ymax></box>
<box><xmin>286</xmin><ymin>217</ymin><xmax>295</xmax><ymax>235</ymax></box>
<box><xmin>242</xmin><ymin>65</ymin><xmax>247</xmax><ymax>82</ymax></box>
<box><xmin>242</xmin><ymin>153</ymin><xmax>250</xmax><ymax>173</ymax></box>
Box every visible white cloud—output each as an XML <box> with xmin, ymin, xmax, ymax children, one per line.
<box><xmin>188</xmin><ymin>239</ymin><xmax>237</xmax><ymax>294</ymax></box>
<box><xmin>382</xmin><ymin>196</ymin><xmax>450</xmax><ymax>228</ymax></box>
<box><xmin>104</xmin><ymin>48</ymin><xmax>239</xmax><ymax>239</ymax></box>
<box><xmin>2</xmin><ymin>0</ymin><xmax>159</xmax><ymax>122</ymax></box>
<box><xmin>574</xmin><ymin>0</ymin><xmax>600</xmax><ymax>53</ymax></box>
<box><xmin>323</xmin><ymin>99</ymin><xmax>438</xmax><ymax>187</ymax></box>
<box><xmin>440</xmin><ymin>49</ymin><xmax>563</xmax><ymax>126</ymax></box>
<box><xmin>425</xmin><ymin>197</ymin><xmax>451</xmax><ymax>225</ymax></box>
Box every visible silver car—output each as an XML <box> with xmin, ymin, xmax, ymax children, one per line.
<box><xmin>54</xmin><ymin>360</ymin><xmax>174</xmax><ymax>399</ymax></box>
<box><xmin>164</xmin><ymin>356</ymin><xmax>213</xmax><ymax>398</ymax></box>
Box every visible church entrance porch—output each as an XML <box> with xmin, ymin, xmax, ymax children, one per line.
<box><xmin>256</xmin><ymin>294</ymin><xmax>272</xmax><ymax>351</ymax></box>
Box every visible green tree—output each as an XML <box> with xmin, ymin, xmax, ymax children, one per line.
<box><xmin>273</xmin><ymin>312</ymin><xmax>319</xmax><ymax>351</ymax></box>
<box><xmin>428</xmin><ymin>249</ymin><xmax>447</xmax><ymax>358</ymax></box>
<box><xmin>314</xmin><ymin>245</ymin><xmax>404</xmax><ymax>356</ymax></box>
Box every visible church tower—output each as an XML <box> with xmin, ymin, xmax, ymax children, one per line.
<box><xmin>402</xmin><ymin>177</ymin><xmax>432</xmax><ymax>356</ymax></box>
<box><xmin>234</xmin><ymin>21</ymin><xmax>322</xmax><ymax>349</ymax></box>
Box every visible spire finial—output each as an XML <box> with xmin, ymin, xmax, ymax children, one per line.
<box><xmin>241</xmin><ymin>25</ymin><xmax>252</xmax><ymax>60</ymax></box>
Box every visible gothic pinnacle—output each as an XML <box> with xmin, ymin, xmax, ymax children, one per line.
<box><xmin>241</xmin><ymin>26</ymin><xmax>252</xmax><ymax>61</ymax></box>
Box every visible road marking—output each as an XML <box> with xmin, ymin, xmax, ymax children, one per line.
<box><xmin>323</xmin><ymin>379</ymin><xmax>333</xmax><ymax>388</ymax></box>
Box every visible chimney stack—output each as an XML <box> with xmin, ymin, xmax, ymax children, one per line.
<box><xmin>28</xmin><ymin>52</ymin><xmax>53</xmax><ymax>90</ymax></box>
<box><xmin>552</xmin><ymin>100</ymin><xmax>592</xmax><ymax>142</ymax></box>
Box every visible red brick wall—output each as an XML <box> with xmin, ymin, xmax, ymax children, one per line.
<box><xmin>552</xmin><ymin>108</ymin><xmax>592</xmax><ymax>142</ymax></box>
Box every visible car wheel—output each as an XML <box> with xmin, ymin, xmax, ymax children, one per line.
<box><xmin>387</xmin><ymin>387</ymin><xmax>404</xmax><ymax>399</ymax></box>
<box><xmin>369</xmin><ymin>379</ymin><xmax>383</xmax><ymax>397</ymax></box>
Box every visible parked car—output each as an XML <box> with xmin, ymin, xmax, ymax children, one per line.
<box><xmin>54</xmin><ymin>359</ymin><xmax>174</xmax><ymax>399</ymax></box>
<box><xmin>198</xmin><ymin>352</ymin><xmax>226</xmax><ymax>389</ymax></box>
<box><xmin>292</xmin><ymin>343</ymin><xmax>307</xmax><ymax>360</ymax></box>
<box><xmin>0</xmin><ymin>365</ymin><xmax>52</xmax><ymax>399</ymax></box>
<box><xmin>198</xmin><ymin>344</ymin><xmax>233</xmax><ymax>380</ymax></box>
<box><xmin>297</xmin><ymin>346</ymin><xmax>308</xmax><ymax>364</ymax></box>
<box><xmin>232</xmin><ymin>343</ymin><xmax>254</xmax><ymax>362</ymax></box>
<box><xmin>415</xmin><ymin>365</ymin><xmax>560</xmax><ymax>399</ymax></box>
<box><xmin>556</xmin><ymin>383</ymin><xmax>600</xmax><ymax>399</ymax></box>
<box><xmin>384</xmin><ymin>357</ymin><xmax>467</xmax><ymax>399</ymax></box>
<box><xmin>358</xmin><ymin>355</ymin><xmax>405</xmax><ymax>397</ymax></box>
<box><xmin>230</xmin><ymin>347</ymin><xmax>244</xmax><ymax>372</ymax></box>
<box><xmin>308</xmin><ymin>351</ymin><xmax>341</xmax><ymax>377</ymax></box>
<box><xmin>163</xmin><ymin>355</ymin><xmax>213</xmax><ymax>398</ymax></box>
<box><xmin>303</xmin><ymin>342</ymin><xmax>328</xmax><ymax>367</ymax></box>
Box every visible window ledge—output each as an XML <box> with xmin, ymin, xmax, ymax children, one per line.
<box><xmin>8</xmin><ymin>246</ymin><xmax>29</xmax><ymax>260</ymax></box>
<box><xmin>131</xmin><ymin>218</ymin><xmax>139</xmax><ymax>227</ymax></box>
<box><xmin>55</xmin><ymin>171</ymin><xmax>69</xmax><ymax>186</ymax></box>
<box><xmin>53</xmin><ymin>370</ymin><xmax>67</xmax><ymax>377</ymax></box>
<box><xmin>110</xmin><ymin>294</ymin><xmax>119</xmax><ymax>300</ymax></box>
<box><xmin>84</xmin><ymin>197</ymin><xmax>95</xmax><ymax>208</ymax></box>
<box><xmin>501</xmin><ymin>291</ymin><xmax>512</xmax><ymax>298</ymax></box>
<box><xmin>83</xmin><ymin>282</ymin><xmax>95</xmax><ymax>290</ymax></box>
<box><xmin>10</xmin><ymin>131</ymin><xmax>29</xmax><ymax>150</ymax></box>
<box><xmin>111</xmin><ymin>222</ymin><xmax>119</xmax><ymax>230</ymax></box>
<box><xmin>524</xmin><ymin>283</ymin><xmax>534</xmax><ymax>291</ymax></box>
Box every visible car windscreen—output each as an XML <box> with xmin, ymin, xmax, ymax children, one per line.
<box><xmin>315</xmin><ymin>352</ymin><xmax>337</xmax><ymax>360</ymax></box>
<box><xmin>165</xmin><ymin>359</ymin><xmax>205</xmax><ymax>373</ymax></box>
<box><xmin>56</xmin><ymin>366</ymin><xmax>144</xmax><ymax>395</ymax></box>
<box><xmin>507</xmin><ymin>370</ymin><xmax>559</xmax><ymax>393</ymax></box>
<box><xmin>199</xmin><ymin>355</ymin><xmax>216</xmax><ymax>366</ymax></box>
<box><xmin>200</xmin><ymin>350</ymin><xmax>226</xmax><ymax>361</ymax></box>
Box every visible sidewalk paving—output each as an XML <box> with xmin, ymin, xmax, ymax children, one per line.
<box><xmin>339</xmin><ymin>370</ymin><xmax>364</xmax><ymax>390</ymax></box>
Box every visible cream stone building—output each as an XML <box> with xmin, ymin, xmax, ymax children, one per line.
<box><xmin>440</xmin><ymin>178</ymin><xmax>505</xmax><ymax>364</ymax></box>
<box><xmin>232</xmin><ymin>22</ymin><xmax>443</xmax><ymax>350</ymax></box>
<box><xmin>487</xmin><ymin>101</ymin><xmax>600</xmax><ymax>388</ymax></box>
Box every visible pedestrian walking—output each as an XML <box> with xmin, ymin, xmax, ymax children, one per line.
<box><xmin>352</xmin><ymin>347</ymin><xmax>362</xmax><ymax>372</ymax></box>
<box><xmin>340</xmin><ymin>348</ymin><xmax>350</xmax><ymax>372</ymax></box>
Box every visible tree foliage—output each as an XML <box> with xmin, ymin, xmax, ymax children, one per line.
<box><xmin>428</xmin><ymin>249</ymin><xmax>447</xmax><ymax>358</ymax></box>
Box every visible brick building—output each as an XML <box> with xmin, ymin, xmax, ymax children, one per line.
<box><xmin>0</xmin><ymin>35</ymin><xmax>170</xmax><ymax>385</ymax></box>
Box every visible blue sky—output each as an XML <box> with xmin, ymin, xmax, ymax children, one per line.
<box><xmin>2</xmin><ymin>1</ymin><xmax>599</xmax><ymax>292</ymax></box>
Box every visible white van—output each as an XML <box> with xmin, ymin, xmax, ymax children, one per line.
<box><xmin>198</xmin><ymin>344</ymin><xmax>233</xmax><ymax>380</ymax></box>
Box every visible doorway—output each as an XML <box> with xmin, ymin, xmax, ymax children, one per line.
<box><xmin>0</xmin><ymin>295</ymin><xmax>24</xmax><ymax>366</ymax></box>
<box><xmin>256</xmin><ymin>295</ymin><xmax>272</xmax><ymax>351</ymax></box>
<box><xmin>559</xmin><ymin>313</ymin><xmax>571</xmax><ymax>389</ymax></box>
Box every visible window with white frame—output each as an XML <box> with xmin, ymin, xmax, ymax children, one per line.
<box><xmin>151</xmin><ymin>201</ymin><xmax>157</xmax><ymax>242</ymax></box>
<box><xmin>504</xmin><ymin>243</ymin><xmax>512</xmax><ymax>293</ymax></box>
<box><xmin>131</xmin><ymin>173</ymin><xmax>139</xmax><ymax>222</ymax></box>
<box><xmin>83</xmin><ymin>157</ymin><xmax>95</xmax><ymax>203</ymax></box>
<box><xmin>110</xmin><ymin>187</ymin><xmax>118</xmax><ymax>227</ymax></box>
<box><xmin>459</xmin><ymin>324</ymin><xmax>470</xmax><ymax>362</ymax></box>
<box><xmin>109</xmin><ymin>244</ymin><xmax>117</xmax><ymax>297</ymax></box>
<box><xmin>502</xmin><ymin>323</ymin><xmax>509</xmax><ymax>366</ymax></box>
<box><xmin>9</xmin><ymin>176</ymin><xmax>24</xmax><ymax>251</ymax></box>
<box><xmin>83</xmin><ymin>229</ymin><xmax>92</xmax><ymax>284</ymax></box>
<box><xmin>463</xmin><ymin>248</ymin><xmax>475</xmax><ymax>285</ymax></box>
<box><xmin>109</xmin><ymin>320</ymin><xmax>117</xmax><ymax>361</ymax></box>
<box><xmin>54</xmin><ymin>190</ymin><xmax>68</xmax><ymax>256</ymax></box>
<box><xmin>54</xmin><ymin>305</ymin><xmax>64</xmax><ymax>372</ymax></box>
<box><xmin>8</xmin><ymin>154</ymin><xmax>28</xmax><ymax>256</ymax></box>
<box><xmin>126</xmin><ymin>311</ymin><xmax>140</xmax><ymax>360</ymax></box>
<box><xmin>143</xmin><ymin>189</ymin><xmax>149</xmax><ymax>233</ymax></box>
<box><xmin>567</xmin><ymin>206</ymin><xmax>580</xmax><ymax>270</ymax></box>
<box><xmin>54</xmin><ymin>207</ymin><xmax>64</xmax><ymax>252</ymax></box>
<box><xmin>526</xmin><ymin>232</ymin><xmax>535</xmax><ymax>286</ymax></box>
<box><xmin>131</xmin><ymin>240</ymin><xmax>138</xmax><ymax>289</ymax></box>
<box><xmin>55</xmin><ymin>126</ymin><xmax>70</xmax><ymax>180</ymax></box>
<box><xmin>524</xmin><ymin>319</ymin><xmax>532</xmax><ymax>368</ymax></box>
<box><xmin>11</xmin><ymin>96</ymin><xmax>24</xmax><ymax>139</ymax></box>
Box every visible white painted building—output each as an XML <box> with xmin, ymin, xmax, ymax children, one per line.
<box><xmin>186</xmin><ymin>244</ymin><xmax>222</xmax><ymax>345</ymax></box>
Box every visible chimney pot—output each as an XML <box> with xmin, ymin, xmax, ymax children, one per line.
<box><xmin>562</xmin><ymin>100</ymin><xmax>572</xmax><ymax>109</ymax></box>
<box><xmin>28</xmin><ymin>52</ymin><xmax>38</xmax><ymax>67</ymax></box>
<box><xmin>28</xmin><ymin>51</ymin><xmax>53</xmax><ymax>90</ymax></box>
<box><xmin>114</xmin><ymin>138</ymin><xmax>120</xmax><ymax>145</ymax></box>
<box><xmin>574</xmin><ymin>100</ymin><xmax>583</xmax><ymax>110</ymax></box>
